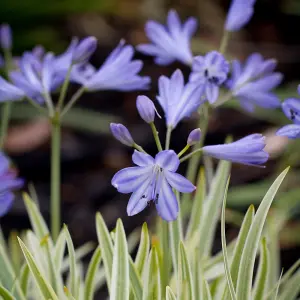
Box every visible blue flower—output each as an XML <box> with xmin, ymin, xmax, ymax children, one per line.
<box><xmin>137</xmin><ymin>9</ymin><xmax>197</xmax><ymax>66</ymax></box>
<box><xmin>110</xmin><ymin>123</ymin><xmax>135</xmax><ymax>146</ymax></box>
<box><xmin>0</xmin><ymin>153</ymin><xmax>24</xmax><ymax>217</ymax></box>
<box><xmin>0</xmin><ymin>24</ymin><xmax>12</xmax><ymax>50</ymax></box>
<box><xmin>136</xmin><ymin>95</ymin><xmax>158</xmax><ymax>123</ymax></box>
<box><xmin>157</xmin><ymin>69</ymin><xmax>204</xmax><ymax>128</ymax></box>
<box><xmin>0</xmin><ymin>52</ymin><xmax>63</xmax><ymax>104</ymax></box>
<box><xmin>225</xmin><ymin>0</ymin><xmax>256</xmax><ymax>32</ymax></box>
<box><xmin>202</xmin><ymin>134</ymin><xmax>269</xmax><ymax>166</ymax></box>
<box><xmin>227</xmin><ymin>53</ymin><xmax>283</xmax><ymax>112</ymax></box>
<box><xmin>276</xmin><ymin>86</ymin><xmax>300</xmax><ymax>139</ymax></box>
<box><xmin>112</xmin><ymin>150</ymin><xmax>195</xmax><ymax>221</ymax></box>
<box><xmin>189</xmin><ymin>51</ymin><xmax>229</xmax><ymax>103</ymax></box>
<box><xmin>73</xmin><ymin>40</ymin><xmax>150</xmax><ymax>91</ymax></box>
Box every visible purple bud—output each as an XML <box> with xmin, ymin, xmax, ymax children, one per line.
<box><xmin>187</xmin><ymin>128</ymin><xmax>201</xmax><ymax>145</ymax></box>
<box><xmin>0</xmin><ymin>24</ymin><xmax>12</xmax><ymax>50</ymax></box>
<box><xmin>110</xmin><ymin>123</ymin><xmax>134</xmax><ymax>146</ymax></box>
<box><xmin>136</xmin><ymin>95</ymin><xmax>157</xmax><ymax>123</ymax></box>
<box><xmin>72</xmin><ymin>37</ymin><xmax>97</xmax><ymax>64</ymax></box>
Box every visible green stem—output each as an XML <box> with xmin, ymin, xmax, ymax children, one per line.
<box><xmin>133</xmin><ymin>143</ymin><xmax>147</xmax><ymax>154</ymax></box>
<box><xmin>219</xmin><ymin>31</ymin><xmax>230</xmax><ymax>54</ymax></box>
<box><xmin>150</xmin><ymin>122</ymin><xmax>162</xmax><ymax>151</ymax></box>
<box><xmin>56</xmin><ymin>65</ymin><xmax>73</xmax><ymax>111</ymax></box>
<box><xmin>178</xmin><ymin>144</ymin><xmax>190</xmax><ymax>158</ymax></box>
<box><xmin>165</xmin><ymin>126</ymin><xmax>172</xmax><ymax>150</ymax></box>
<box><xmin>50</xmin><ymin>112</ymin><xmax>61</xmax><ymax>241</ymax></box>
<box><xmin>61</xmin><ymin>86</ymin><xmax>86</xmax><ymax>117</ymax></box>
<box><xmin>0</xmin><ymin>102</ymin><xmax>12</xmax><ymax>149</ymax></box>
<box><xmin>180</xmin><ymin>148</ymin><xmax>203</xmax><ymax>163</ymax></box>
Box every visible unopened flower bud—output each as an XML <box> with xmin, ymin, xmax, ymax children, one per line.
<box><xmin>187</xmin><ymin>128</ymin><xmax>201</xmax><ymax>145</ymax></box>
<box><xmin>110</xmin><ymin>123</ymin><xmax>134</xmax><ymax>146</ymax></box>
<box><xmin>136</xmin><ymin>95</ymin><xmax>157</xmax><ymax>123</ymax></box>
<box><xmin>72</xmin><ymin>37</ymin><xmax>97</xmax><ymax>64</ymax></box>
<box><xmin>0</xmin><ymin>24</ymin><xmax>12</xmax><ymax>50</ymax></box>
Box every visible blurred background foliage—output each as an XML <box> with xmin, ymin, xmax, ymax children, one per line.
<box><xmin>2</xmin><ymin>1</ymin><xmax>300</xmax><ymax>296</ymax></box>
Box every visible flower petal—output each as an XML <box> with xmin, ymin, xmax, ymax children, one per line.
<box><xmin>155</xmin><ymin>176</ymin><xmax>178</xmax><ymax>221</ymax></box>
<box><xmin>164</xmin><ymin>170</ymin><xmax>195</xmax><ymax>193</ymax></box>
<box><xmin>0</xmin><ymin>192</ymin><xmax>14</xmax><ymax>217</ymax></box>
<box><xmin>276</xmin><ymin>124</ymin><xmax>300</xmax><ymax>139</ymax></box>
<box><xmin>132</xmin><ymin>150</ymin><xmax>154</xmax><ymax>167</ymax></box>
<box><xmin>155</xmin><ymin>150</ymin><xmax>179</xmax><ymax>171</ymax></box>
<box><xmin>111</xmin><ymin>166</ymin><xmax>152</xmax><ymax>193</ymax></box>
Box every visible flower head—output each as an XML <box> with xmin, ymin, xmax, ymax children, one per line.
<box><xmin>202</xmin><ymin>134</ymin><xmax>269</xmax><ymax>166</ymax></box>
<box><xmin>227</xmin><ymin>53</ymin><xmax>282</xmax><ymax>111</ymax></box>
<box><xmin>189</xmin><ymin>51</ymin><xmax>229</xmax><ymax>103</ymax></box>
<box><xmin>137</xmin><ymin>10</ymin><xmax>197</xmax><ymax>66</ymax></box>
<box><xmin>225</xmin><ymin>0</ymin><xmax>256</xmax><ymax>32</ymax></box>
<box><xmin>276</xmin><ymin>86</ymin><xmax>300</xmax><ymax>139</ymax></box>
<box><xmin>73</xmin><ymin>40</ymin><xmax>150</xmax><ymax>91</ymax></box>
<box><xmin>187</xmin><ymin>128</ymin><xmax>201</xmax><ymax>146</ymax></box>
<box><xmin>72</xmin><ymin>36</ymin><xmax>97</xmax><ymax>64</ymax></box>
<box><xmin>112</xmin><ymin>150</ymin><xmax>195</xmax><ymax>221</ymax></box>
<box><xmin>110</xmin><ymin>123</ymin><xmax>135</xmax><ymax>147</ymax></box>
<box><xmin>0</xmin><ymin>153</ymin><xmax>23</xmax><ymax>217</ymax></box>
<box><xmin>157</xmin><ymin>69</ymin><xmax>204</xmax><ymax>128</ymax></box>
<box><xmin>0</xmin><ymin>24</ymin><xmax>12</xmax><ymax>50</ymax></box>
<box><xmin>136</xmin><ymin>95</ymin><xmax>158</xmax><ymax>123</ymax></box>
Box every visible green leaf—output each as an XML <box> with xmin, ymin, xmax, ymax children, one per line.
<box><xmin>129</xmin><ymin>258</ymin><xmax>143</xmax><ymax>299</ymax></box>
<box><xmin>203</xmin><ymin>279</ymin><xmax>212</xmax><ymax>300</ymax></box>
<box><xmin>142</xmin><ymin>247</ymin><xmax>161</xmax><ymax>300</ymax></box>
<box><xmin>84</xmin><ymin>247</ymin><xmax>102</xmax><ymax>300</ymax></box>
<box><xmin>135</xmin><ymin>223</ymin><xmax>150</xmax><ymax>275</ymax></box>
<box><xmin>17</xmin><ymin>237</ymin><xmax>59</xmax><ymax>300</ymax></box>
<box><xmin>0</xmin><ymin>284</ymin><xmax>15</xmax><ymax>300</ymax></box>
<box><xmin>186</xmin><ymin>167</ymin><xmax>206</xmax><ymax>239</ymax></box>
<box><xmin>53</xmin><ymin>230</ymin><xmax>66</xmax><ymax>271</ymax></box>
<box><xmin>236</xmin><ymin>167</ymin><xmax>289</xmax><ymax>300</ymax></box>
<box><xmin>253</xmin><ymin>238</ymin><xmax>270</xmax><ymax>300</ymax></box>
<box><xmin>64</xmin><ymin>225</ymin><xmax>77</xmax><ymax>298</ymax></box>
<box><xmin>274</xmin><ymin>270</ymin><xmax>283</xmax><ymax>300</ymax></box>
<box><xmin>169</xmin><ymin>191</ymin><xmax>183</xmax><ymax>275</ymax></box>
<box><xmin>96</xmin><ymin>212</ymin><xmax>114</xmax><ymax>293</ymax></box>
<box><xmin>166</xmin><ymin>286</ymin><xmax>177</xmax><ymax>300</ymax></box>
<box><xmin>221</xmin><ymin>178</ymin><xmax>237</xmax><ymax>300</ymax></box>
<box><xmin>23</xmin><ymin>193</ymin><xmax>50</xmax><ymax>241</ymax></box>
<box><xmin>20</xmin><ymin>264</ymin><xmax>30</xmax><ymax>296</ymax></box>
<box><xmin>278</xmin><ymin>271</ymin><xmax>300</xmax><ymax>300</ymax></box>
<box><xmin>110</xmin><ymin>219</ymin><xmax>130</xmax><ymax>300</ymax></box>
<box><xmin>197</xmin><ymin>160</ymin><xmax>231</xmax><ymax>257</ymax></box>
<box><xmin>177</xmin><ymin>242</ymin><xmax>194</xmax><ymax>300</ymax></box>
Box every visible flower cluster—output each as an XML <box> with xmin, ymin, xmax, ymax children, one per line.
<box><xmin>0</xmin><ymin>153</ymin><xmax>23</xmax><ymax>217</ymax></box>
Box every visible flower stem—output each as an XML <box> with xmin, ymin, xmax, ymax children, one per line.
<box><xmin>180</xmin><ymin>148</ymin><xmax>203</xmax><ymax>163</ymax></box>
<box><xmin>178</xmin><ymin>144</ymin><xmax>190</xmax><ymax>158</ymax></box>
<box><xmin>61</xmin><ymin>86</ymin><xmax>86</xmax><ymax>117</ymax></box>
<box><xmin>0</xmin><ymin>102</ymin><xmax>12</xmax><ymax>149</ymax></box>
<box><xmin>133</xmin><ymin>143</ymin><xmax>147</xmax><ymax>154</ymax></box>
<box><xmin>56</xmin><ymin>65</ymin><xmax>73</xmax><ymax>111</ymax></box>
<box><xmin>150</xmin><ymin>122</ymin><xmax>162</xmax><ymax>151</ymax></box>
<box><xmin>219</xmin><ymin>30</ymin><xmax>230</xmax><ymax>54</ymax></box>
<box><xmin>50</xmin><ymin>112</ymin><xmax>61</xmax><ymax>241</ymax></box>
<box><xmin>165</xmin><ymin>126</ymin><xmax>172</xmax><ymax>150</ymax></box>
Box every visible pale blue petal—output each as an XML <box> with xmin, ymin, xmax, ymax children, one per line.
<box><xmin>282</xmin><ymin>98</ymin><xmax>300</xmax><ymax>124</ymax></box>
<box><xmin>0</xmin><ymin>192</ymin><xmax>14</xmax><ymax>217</ymax></box>
<box><xmin>155</xmin><ymin>150</ymin><xmax>179</xmax><ymax>171</ymax></box>
<box><xmin>164</xmin><ymin>171</ymin><xmax>195</xmax><ymax>193</ymax></box>
<box><xmin>276</xmin><ymin>124</ymin><xmax>300</xmax><ymax>139</ymax></box>
<box><xmin>132</xmin><ymin>150</ymin><xmax>154</xmax><ymax>167</ymax></box>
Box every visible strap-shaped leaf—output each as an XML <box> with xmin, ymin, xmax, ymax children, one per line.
<box><xmin>166</xmin><ymin>286</ymin><xmax>176</xmax><ymax>300</ymax></box>
<box><xmin>84</xmin><ymin>247</ymin><xmax>101</xmax><ymax>300</ymax></box>
<box><xmin>110</xmin><ymin>219</ymin><xmax>130</xmax><ymax>300</ymax></box>
<box><xmin>236</xmin><ymin>167</ymin><xmax>289</xmax><ymax>300</ymax></box>
<box><xmin>0</xmin><ymin>284</ymin><xmax>14</xmax><ymax>300</ymax></box>
<box><xmin>18</xmin><ymin>237</ymin><xmax>59</xmax><ymax>300</ymax></box>
<box><xmin>135</xmin><ymin>223</ymin><xmax>150</xmax><ymax>275</ymax></box>
<box><xmin>278</xmin><ymin>270</ymin><xmax>300</xmax><ymax>300</ymax></box>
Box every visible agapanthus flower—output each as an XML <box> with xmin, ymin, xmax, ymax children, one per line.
<box><xmin>136</xmin><ymin>95</ymin><xmax>158</xmax><ymax>123</ymax></box>
<box><xmin>0</xmin><ymin>153</ymin><xmax>23</xmax><ymax>217</ymax></box>
<box><xmin>227</xmin><ymin>53</ymin><xmax>283</xmax><ymax>112</ymax></box>
<box><xmin>112</xmin><ymin>150</ymin><xmax>195</xmax><ymax>221</ymax></box>
<box><xmin>0</xmin><ymin>24</ymin><xmax>12</xmax><ymax>50</ymax></box>
<box><xmin>137</xmin><ymin>9</ymin><xmax>197</xmax><ymax>66</ymax></box>
<box><xmin>202</xmin><ymin>134</ymin><xmax>269</xmax><ymax>166</ymax></box>
<box><xmin>0</xmin><ymin>52</ymin><xmax>61</xmax><ymax>104</ymax></box>
<box><xmin>72</xmin><ymin>40</ymin><xmax>150</xmax><ymax>91</ymax></box>
<box><xmin>187</xmin><ymin>128</ymin><xmax>201</xmax><ymax>146</ymax></box>
<box><xmin>225</xmin><ymin>0</ymin><xmax>256</xmax><ymax>32</ymax></box>
<box><xmin>189</xmin><ymin>51</ymin><xmax>229</xmax><ymax>103</ymax></box>
<box><xmin>276</xmin><ymin>87</ymin><xmax>300</xmax><ymax>139</ymax></box>
<box><xmin>110</xmin><ymin>123</ymin><xmax>135</xmax><ymax>146</ymax></box>
<box><xmin>157</xmin><ymin>69</ymin><xmax>204</xmax><ymax>128</ymax></box>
